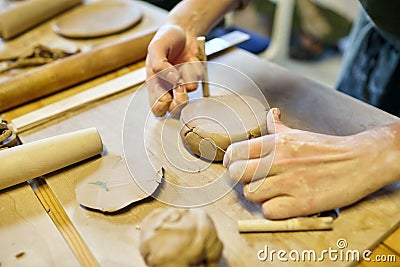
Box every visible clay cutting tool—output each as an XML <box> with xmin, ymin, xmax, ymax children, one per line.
<box><xmin>238</xmin><ymin>209</ymin><xmax>340</xmax><ymax>233</ymax></box>
<box><xmin>197</xmin><ymin>36</ymin><xmax>210</xmax><ymax>97</ymax></box>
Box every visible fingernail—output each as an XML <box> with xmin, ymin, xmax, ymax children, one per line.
<box><xmin>273</xmin><ymin>108</ymin><xmax>281</xmax><ymax>119</ymax></box>
<box><xmin>158</xmin><ymin>98</ymin><xmax>173</xmax><ymax>103</ymax></box>
<box><xmin>152</xmin><ymin>102</ymin><xmax>169</xmax><ymax>117</ymax></box>
<box><xmin>173</xmin><ymin>83</ymin><xmax>186</xmax><ymax>94</ymax></box>
<box><xmin>248</xmin><ymin>179</ymin><xmax>264</xmax><ymax>193</ymax></box>
<box><xmin>173</xmin><ymin>79</ymin><xmax>187</xmax><ymax>94</ymax></box>
<box><xmin>166</xmin><ymin>71</ymin><xmax>180</xmax><ymax>83</ymax></box>
<box><xmin>222</xmin><ymin>148</ymin><xmax>231</xmax><ymax>168</ymax></box>
<box><xmin>222</xmin><ymin>157</ymin><xmax>228</xmax><ymax>168</ymax></box>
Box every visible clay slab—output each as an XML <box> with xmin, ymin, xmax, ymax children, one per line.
<box><xmin>180</xmin><ymin>94</ymin><xmax>267</xmax><ymax>161</ymax></box>
<box><xmin>53</xmin><ymin>0</ymin><xmax>142</xmax><ymax>38</ymax></box>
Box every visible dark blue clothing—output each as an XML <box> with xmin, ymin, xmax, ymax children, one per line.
<box><xmin>337</xmin><ymin>7</ymin><xmax>400</xmax><ymax>116</ymax></box>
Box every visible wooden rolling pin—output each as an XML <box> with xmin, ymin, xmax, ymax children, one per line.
<box><xmin>0</xmin><ymin>0</ymin><xmax>82</xmax><ymax>39</ymax></box>
<box><xmin>0</xmin><ymin>128</ymin><xmax>103</xmax><ymax>191</ymax></box>
<box><xmin>0</xmin><ymin>27</ymin><xmax>156</xmax><ymax>112</ymax></box>
<box><xmin>238</xmin><ymin>217</ymin><xmax>334</xmax><ymax>232</ymax></box>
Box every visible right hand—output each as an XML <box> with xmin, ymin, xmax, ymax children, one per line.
<box><xmin>223</xmin><ymin>108</ymin><xmax>400</xmax><ymax>219</ymax></box>
<box><xmin>146</xmin><ymin>24</ymin><xmax>204</xmax><ymax>117</ymax></box>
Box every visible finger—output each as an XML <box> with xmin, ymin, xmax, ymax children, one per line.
<box><xmin>179</xmin><ymin>61</ymin><xmax>203</xmax><ymax>91</ymax></box>
<box><xmin>227</xmin><ymin>154</ymin><xmax>273</xmax><ymax>183</ymax></box>
<box><xmin>146</xmin><ymin>69</ymin><xmax>172</xmax><ymax>117</ymax></box>
<box><xmin>147</xmin><ymin>55</ymin><xmax>180</xmax><ymax>85</ymax></box>
<box><xmin>151</xmin><ymin>87</ymin><xmax>173</xmax><ymax>117</ymax></box>
<box><xmin>223</xmin><ymin>135</ymin><xmax>274</xmax><ymax>168</ymax></box>
<box><xmin>261</xmin><ymin>196</ymin><xmax>312</xmax><ymax>219</ymax></box>
<box><xmin>242</xmin><ymin>177</ymin><xmax>280</xmax><ymax>203</ymax></box>
<box><xmin>267</xmin><ymin>108</ymin><xmax>291</xmax><ymax>134</ymax></box>
<box><xmin>147</xmin><ymin>40</ymin><xmax>179</xmax><ymax>82</ymax></box>
<box><xmin>146</xmin><ymin>27</ymin><xmax>184</xmax><ymax>85</ymax></box>
<box><xmin>169</xmin><ymin>82</ymin><xmax>188</xmax><ymax>114</ymax></box>
<box><xmin>145</xmin><ymin>58</ymin><xmax>171</xmax><ymax>116</ymax></box>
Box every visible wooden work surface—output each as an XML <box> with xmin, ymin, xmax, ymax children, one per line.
<box><xmin>0</xmin><ymin>1</ymin><xmax>165</xmax><ymax>266</ymax></box>
<box><xmin>4</xmin><ymin>48</ymin><xmax>398</xmax><ymax>267</ymax></box>
<box><xmin>0</xmin><ymin>0</ymin><xmax>164</xmax><ymax>61</ymax></box>
<box><xmin>1</xmin><ymin>2</ymin><xmax>400</xmax><ymax>267</ymax></box>
<box><xmin>0</xmin><ymin>184</ymin><xmax>80</xmax><ymax>267</ymax></box>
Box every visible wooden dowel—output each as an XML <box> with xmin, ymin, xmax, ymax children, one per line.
<box><xmin>197</xmin><ymin>36</ymin><xmax>210</xmax><ymax>97</ymax></box>
<box><xmin>238</xmin><ymin>217</ymin><xmax>334</xmax><ymax>233</ymax></box>
<box><xmin>11</xmin><ymin>67</ymin><xmax>146</xmax><ymax>134</ymax></box>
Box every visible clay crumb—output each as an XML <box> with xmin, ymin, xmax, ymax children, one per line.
<box><xmin>15</xmin><ymin>252</ymin><xmax>25</xmax><ymax>259</ymax></box>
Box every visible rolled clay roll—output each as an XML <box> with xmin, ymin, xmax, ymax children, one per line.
<box><xmin>140</xmin><ymin>208</ymin><xmax>223</xmax><ymax>267</ymax></box>
<box><xmin>0</xmin><ymin>128</ymin><xmax>103</xmax><ymax>190</ymax></box>
<box><xmin>180</xmin><ymin>94</ymin><xmax>267</xmax><ymax>161</ymax></box>
<box><xmin>0</xmin><ymin>0</ymin><xmax>82</xmax><ymax>39</ymax></box>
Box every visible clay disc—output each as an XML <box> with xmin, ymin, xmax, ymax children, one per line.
<box><xmin>180</xmin><ymin>94</ymin><xmax>267</xmax><ymax>161</ymax></box>
<box><xmin>52</xmin><ymin>0</ymin><xmax>142</xmax><ymax>38</ymax></box>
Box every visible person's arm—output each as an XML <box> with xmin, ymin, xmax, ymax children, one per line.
<box><xmin>166</xmin><ymin>0</ymin><xmax>241</xmax><ymax>36</ymax></box>
<box><xmin>146</xmin><ymin>0</ymin><xmax>244</xmax><ymax>117</ymax></box>
<box><xmin>223</xmin><ymin>108</ymin><xmax>400</xmax><ymax>219</ymax></box>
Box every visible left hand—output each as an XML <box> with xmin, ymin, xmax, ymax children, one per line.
<box><xmin>146</xmin><ymin>24</ymin><xmax>203</xmax><ymax>116</ymax></box>
<box><xmin>223</xmin><ymin>108</ymin><xmax>399</xmax><ymax>219</ymax></box>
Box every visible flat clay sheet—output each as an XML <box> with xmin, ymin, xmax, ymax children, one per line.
<box><xmin>53</xmin><ymin>0</ymin><xmax>142</xmax><ymax>38</ymax></box>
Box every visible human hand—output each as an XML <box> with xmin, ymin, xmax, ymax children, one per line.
<box><xmin>146</xmin><ymin>24</ymin><xmax>205</xmax><ymax>117</ymax></box>
<box><xmin>224</xmin><ymin>108</ymin><xmax>400</xmax><ymax>219</ymax></box>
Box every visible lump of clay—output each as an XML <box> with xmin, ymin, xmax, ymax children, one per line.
<box><xmin>52</xmin><ymin>0</ymin><xmax>142</xmax><ymax>38</ymax></box>
<box><xmin>180</xmin><ymin>94</ymin><xmax>267</xmax><ymax>161</ymax></box>
<box><xmin>140</xmin><ymin>208</ymin><xmax>223</xmax><ymax>267</ymax></box>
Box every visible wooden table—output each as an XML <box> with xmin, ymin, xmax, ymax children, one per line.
<box><xmin>1</xmin><ymin>2</ymin><xmax>399</xmax><ymax>267</ymax></box>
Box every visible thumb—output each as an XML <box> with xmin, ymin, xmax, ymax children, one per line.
<box><xmin>266</xmin><ymin>108</ymin><xmax>291</xmax><ymax>134</ymax></box>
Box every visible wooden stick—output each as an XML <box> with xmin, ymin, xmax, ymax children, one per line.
<box><xmin>0</xmin><ymin>128</ymin><xmax>103</xmax><ymax>191</ymax></box>
<box><xmin>11</xmin><ymin>67</ymin><xmax>145</xmax><ymax>134</ymax></box>
<box><xmin>0</xmin><ymin>28</ymin><xmax>156</xmax><ymax>113</ymax></box>
<box><xmin>238</xmin><ymin>217</ymin><xmax>334</xmax><ymax>233</ymax></box>
<box><xmin>197</xmin><ymin>36</ymin><xmax>210</xmax><ymax>97</ymax></box>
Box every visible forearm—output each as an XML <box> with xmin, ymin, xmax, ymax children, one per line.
<box><xmin>166</xmin><ymin>0</ymin><xmax>242</xmax><ymax>36</ymax></box>
<box><xmin>355</xmin><ymin>121</ymin><xmax>400</xmax><ymax>186</ymax></box>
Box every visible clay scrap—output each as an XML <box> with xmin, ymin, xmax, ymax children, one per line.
<box><xmin>0</xmin><ymin>28</ymin><xmax>156</xmax><ymax>112</ymax></box>
<box><xmin>140</xmin><ymin>208</ymin><xmax>223</xmax><ymax>267</ymax></box>
<box><xmin>53</xmin><ymin>0</ymin><xmax>142</xmax><ymax>38</ymax></box>
<box><xmin>0</xmin><ymin>44</ymin><xmax>79</xmax><ymax>73</ymax></box>
<box><xmin>75</xmin><ymin>155</ymin><xmax>162</xmax><ymax>212</ymax></box>
<box><xmin>180</xmin><ymin>94</ymin><xmax>267</xmax><ymax>161</ymax></box>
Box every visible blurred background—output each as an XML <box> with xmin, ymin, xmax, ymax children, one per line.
<box><xmin>144</xmin><ymin>0</ymin><xmax>361</xmax><ymax>88</ymax></box>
